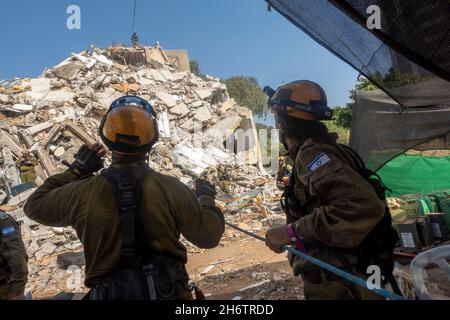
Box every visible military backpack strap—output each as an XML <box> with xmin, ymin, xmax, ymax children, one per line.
<box><xmin>101</xmin><ymin>166</ymin><xmax>152</xmax><ymax>262</ymax></box>
<box><xmin>280</xmin><ymin>146</ymin><xmax>309</xmax><ymax>220</ymax></box>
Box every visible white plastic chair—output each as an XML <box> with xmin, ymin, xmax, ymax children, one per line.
<box><xmin>410</xmin><ymin>245</ymin><xmax>450</xmax><ymax>300</ymax></box>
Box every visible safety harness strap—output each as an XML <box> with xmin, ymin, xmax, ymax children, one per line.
<box><xmin>101</xmin><ymin>165</ymin><xmax>151</xmax><ymax>262</ymax></box>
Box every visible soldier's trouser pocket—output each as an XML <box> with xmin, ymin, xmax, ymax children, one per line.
<box><xmin>304</xmin><ymin>280</ymin><xmax>357</xmax><ymax>300</ymax></box>
<box><xmin>303</xmin><ymin>277</ymin><xmax>385</xmax><ymax>300</ymax></box>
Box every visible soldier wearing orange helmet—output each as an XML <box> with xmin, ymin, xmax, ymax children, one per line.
<box><xmin>24</xmin><ymin>96</ymin><xmax>225</xmax><ymax>300</ymax></box>
<box><xmin>264</xmin><ymin>81</ymin><xmax>399</xmax><ymax>300</ymax></box>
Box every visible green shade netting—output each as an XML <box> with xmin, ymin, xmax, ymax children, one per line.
<box><xmin>377</xmin><ymin>154</ymin><xmax>450</xmax><ymax>196</ymax></box>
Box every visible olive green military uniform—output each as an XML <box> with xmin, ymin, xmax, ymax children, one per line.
<box><xmin>0</xmin><ymin>211</ymin><xmax>29</xmax><ymax>300</ymax></box>
<box><xmin>15</xmin><ymin>152</ymin><xmax>38</xmax><ymax>183</ymax></box>
<box><xmin>287</xmin><ymin>138</ymin><xmax>386</xmax><ymax>300</ymax></box>
<box><xmin>24</xmin><ymin>160</ymin><xmax>225</xmax><ymax>298</ymax></box>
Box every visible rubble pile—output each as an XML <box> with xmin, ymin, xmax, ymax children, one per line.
<box><xmin>0</xmin><ymin>45</ymin><xmax>282</xmax><ymax>298</ymax></box>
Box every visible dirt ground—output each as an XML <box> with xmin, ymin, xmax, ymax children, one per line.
<box><xmin>186</xmin><ymin>228</ymin><xmax>304</xmax><ymax>300</ymax></box>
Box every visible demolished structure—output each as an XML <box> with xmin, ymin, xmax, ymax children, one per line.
<box><xmin>0</xmin><ymin>44</ymin><xmax>283</xmax><ymax>298</ymax></box>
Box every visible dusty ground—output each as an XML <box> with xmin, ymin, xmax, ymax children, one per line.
<box><xmin>186</xmin><ymin>227</ymin><xmax>304</xmax><ymax>300</ymax></box>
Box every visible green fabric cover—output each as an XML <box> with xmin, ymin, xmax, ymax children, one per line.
<box><xmin>377</xmin><ymin>154</ymin><xmax>450</xmax><ymax>196</ymax></box>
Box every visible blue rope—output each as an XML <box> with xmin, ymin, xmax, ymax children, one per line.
<box><xmin>283</xmin><ymin>246</ymin><xmax>406</xmax><ymax>300</ymax></box>
<box><xmin>224</xmin><ymin>221</ymin><xmax>406</xmax><ymax>300</ymax></box>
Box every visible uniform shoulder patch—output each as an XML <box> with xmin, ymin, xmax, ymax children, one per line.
<box><xmin>307</xmin><ymin>153</ymin><xmax>331</xmax><ymax>171</ymax></box>
<box><xmin>1</xmin><ymin>226</ymin><xmax>16</xmax><ymax>236</ymax></box>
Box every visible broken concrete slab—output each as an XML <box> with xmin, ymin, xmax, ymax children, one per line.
<box><xmin>27</xmin><ymin>122</ymin><xmax>54</xmax><ymax>136</ymax></box>
<box><xmin>179</xmin><ymin>118</ymin><xmax>194</xmax><ymax>132</ymax></box>
<box><xmin>18</xmin><ymin>129</ymin><xmax>35</xmax><ymax>148</ymax></box>
<box><xmin>206</xmin><ymin>115</ymin><xmax>242</xmax><ymax>136</ymax></box>
<box><xmin>195</xmin><ymin>88</ymin><xmax>213</xmax><ymax>100</ymax></box>
<box><xmin>172</xmin><ymin>144</ymin><xmax>234</xmax><ymax>175</ymax></box>
<box><xmin>190</xmin><ymin>101</ymin><xmax>203</xmax><ymax>108</ymax></box>
<box><xmin>36</xmin><ymin>148</ymin><xmax>57</xmax><ymax>177</ymax></box>
<box><xmin>155</xmin><ymin>90</ymin><xmax>177</xmax><ymax>107</ymax></box>
<box><xmin>28</xmin><ymin>78</ymin><xmax>75</xmax><ymax>103</ymax></box>
<box><xmin>93</xmin><ymin>88</ymin><xmax>122</xmax><ymax>108</ymax></box>
<box><xmin>156</xmin><ymin>110</ymin><xmax>171</xmax><ymax>138</ymax></box>
<box><xmin>63</xmin><ymin>120</ymin><xmax>95</xmax><ymax>144</ymax></box>
<box><xmin>169</xmin><ymin>103</ymin><xmax>190</xmax><ymax>117</ymax></box>
<box><xmin>54</xmin><ymin>147</ymin><xmax>65</xmax><ymax>158</ymax></box>
<box><xmin>193</xmin><ymin>106</ymin><xmax>212</xmax><ymax>122</ymax></box>
<box><xmin>53</xmin><ymin>60</ymin><xmax>85</xmax><ymax>81</ymax></box>
<box><xmin>158</xmin><ymin>69</ymin><xmax>175</xmax><ymax>81</ymax></box>
<box><xmin>0</xmin><ymin>129</ymin><xmax>24</xmax><ymax>156</ymax></box>
<box><xmin>41</xmin><ymin>124</ymin><xmax>62</xmax><ymax>148</ymax></box>
<box><xmin>220</xmin><ymin>98</ymin><xmax>236</xmax><ymax>114</ymax></box>
<box><xmin>143</xmin><ymin>69</ymin><xmax>166</xmax><ymax>82</ymax></box>
<box><xmin>1</xmin><ymin>147</ymin><xmax>21</xmax><ymax>187</ymax></box>
<box><xmin>7</xmin><ymin>188</ymin><xmax>37</xmax><ymax>206</ymax></box>
<box><xmin>12</xmin><ymin>104</ymin><xmax>33</xmax><ymax>112</ymax></box>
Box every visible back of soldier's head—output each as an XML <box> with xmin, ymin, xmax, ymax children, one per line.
<box><xmin>99</xmin><ymin>96</ymin><xmax>159</xmax><ymax>156</ymax></box>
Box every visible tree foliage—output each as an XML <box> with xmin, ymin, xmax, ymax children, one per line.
<box><xmin>333</xmin><ymin>68</ymin><xmax>431</xmax><ymax>129</ymax></box>
<box><xmin>332</xmin><ymin>76</ymin><xmax>376</xmax><ymax>129</ymax></box>
<box><xmin>224</xmin><ymin>76</ymin><xmax>267</xmax><ymax>116</ymax></box>
<box><xmin>189</xmin><ymin>60</ymin><xmax>201</xmax><ymax>77</ymax></box>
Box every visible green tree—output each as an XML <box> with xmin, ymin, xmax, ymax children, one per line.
<box><xmin>332</xmin><ymin>76</ymin><xmax>376</xmax><ymax>129</ymax></box>
<box><xmin>332</xmin><ymin>67</ymin><xmax>429</xmax><ymax>129</ymax></box>
<box><xmin>189</xmin><ymin>60</ymin><xmax>201</xmax><ymax>77</ymax></box>
<box><xmin>224</xmin><ymin>76</ymin><xmax>267</xmax><ymax>116</ymax></box>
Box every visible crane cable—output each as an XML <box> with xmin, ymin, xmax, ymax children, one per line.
<box><xmin>224</xmin><ymin>221</ymin><xmax>406</xmax><ymax>300</ymax></box>
<box><xmin>131</xmin><ymin>0</ymin><xmax>137</xmax><ymax>32</ymax></box>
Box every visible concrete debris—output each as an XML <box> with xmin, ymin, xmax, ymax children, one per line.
<box><xmin>200</xmin><ymin>265</ymin><xmax>216</xmax><ymax>275</ymax></box>
<box><xmin>169</xmin><ymin>103</ymin><xmax>190</xmax><ymax>117</ymax></box>
<box><xmin>238</xmin><ymin>279</ymin><xmax>271</xmax><ymax>292</ymax></box>
<box><xmin>193</xmin><ymin>106</ymin><xmax>212</xmax><ymax>122</ymax></box>
<box><xmin>0</xmin><ymin>44</ymin><xmax>281</xmax><ymax>299</ymax></box>
<box><xmin>195</xmin><ymin>88</ymin><xmax>213</xmax><ymax>100</ymax></box>
<box><xmin>13</xmin><ymin>104</ymin><xmax>34</xmax><ymax>112</ymax></box>
<box><xmin>155</xmin><ymin>90</ymin><xmax>178</xmax><ymax>107</ymax></box>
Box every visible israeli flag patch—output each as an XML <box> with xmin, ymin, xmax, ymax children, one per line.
<box><xmin>307</xmin><ymin>153</ymin><xmax>331</xmax><ymax>171</ymax></box>
<box><xmin>1</xmin><ymin>226</ymin><xmax>16</xmax><ymax>236</ymax></box>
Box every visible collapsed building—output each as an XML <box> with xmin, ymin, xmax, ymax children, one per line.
<box><xmin>0</xmin><ymin>44</ymin><xmax>283</xmax><ymax>297</ymax></box>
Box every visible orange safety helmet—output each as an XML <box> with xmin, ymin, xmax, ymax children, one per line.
<box><xmin>264</xmin><ymin>80</ymin><xmax>333</xmax><ymax>121</ymax></box>
<box><xmin>99</xmin><ymin>96</ymin><xmax>159</xmax><ymax>154</ymax></box>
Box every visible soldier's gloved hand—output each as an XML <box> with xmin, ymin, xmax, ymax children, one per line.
<box><xmin>64</xmin><ymin>143</ymin><xmax>106</xmax><ymax>177</ymax></box>
<box><xmin>194</xmin><ymin>179</ymin><xmax>217</xmax><ymax>199</ymax></box>
<box><xmin>265</xmin><ymin>225</ymin><xmax>292</xmax><ymax>254</ymax></box>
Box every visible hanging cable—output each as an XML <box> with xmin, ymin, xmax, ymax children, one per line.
<box><xmin>224</xmin><ymin>221</ymin><xmax>405</xmax><ymax>300</ymax></box>
<box><xmin>131</xmin><ymin>0</ymin><xmax>137</xmax><ymax>33</ymax></box>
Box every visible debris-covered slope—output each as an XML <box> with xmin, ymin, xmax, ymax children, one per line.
<box><xmin>0</xmin><ymin>45</ymin><xmax>283</xmax><ymax>298</ymax></box>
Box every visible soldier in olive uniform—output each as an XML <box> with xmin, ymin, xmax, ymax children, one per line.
<box><xmin>0</xmin><ymin>211</ymin><xmax>28</xmax><ymax>300</ymax></box>
<box><xmin>24</xmin><ymin>96</ymin><xmax>225</xmax><ymax>300</ymax></box>
<box><xmin>264</xmin><ymin>81</ymin><xmax>398</xmax><ymax>300</ymax></box>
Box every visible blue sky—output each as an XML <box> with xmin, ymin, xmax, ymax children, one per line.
<box><xmin>0</xmin><ymin>0</ymin><xmax>358</xmax><ymax>125</ymax></box>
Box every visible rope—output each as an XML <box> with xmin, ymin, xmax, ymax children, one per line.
<box><xmin>224</xmin><ymin>221</ymin><xmax>406</xmax><ymax>300</ymax></box>
<box><xmin>131</xmin><ymin>0</ymin><xmax>137</xmax><ymax>32</ymax></box>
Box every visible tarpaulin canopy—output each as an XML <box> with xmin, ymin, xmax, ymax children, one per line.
<box><xmin>377</xmin><ymin>154</ymin><xmax>450</xmax><ymax>196</ymax></box>
<box><xmin>265</xmin><ymin>0</ymin><xmax>450</xmax><ymax>108</ymax></box>
<box><xmin>349</xmin><ymin>88</ymin><xmax>450</xmax><ymax>171</ymax></box>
